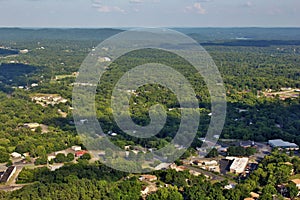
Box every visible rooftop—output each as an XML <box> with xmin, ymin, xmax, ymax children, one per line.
<box><xmin>291</xmin><ymin>179</ymin><xmax>300</xmax><ymax>185</ymax></box>
<box><xmin>230</xmin><ymin>157</ymin><xmax>249</xmax><ymax>171</ymax></box>
<box><xmin>269</xmin><ymin>139</ymin><xmax>298</xmax><ymax>148</ymax></box>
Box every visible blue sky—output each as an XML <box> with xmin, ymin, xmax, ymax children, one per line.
<box><xmin>0</xmin><ymin>0</ymin><xmax>299</xmax><ymax>27</ymax></box>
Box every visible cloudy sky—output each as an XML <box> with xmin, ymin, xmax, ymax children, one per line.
<box><xmin>0</xmin><ymin>0</ymin><xmax>299</xmax><ymax>27</ymax></box>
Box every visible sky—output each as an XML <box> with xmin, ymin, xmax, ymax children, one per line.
<box><xmin>0</xmin><ymin>0</ymin><xmax>299</xmax><ymax>27</ymax></box>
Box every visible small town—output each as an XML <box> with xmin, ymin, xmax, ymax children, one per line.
<box><xmin>1</xmin><ymin>136</ymin><xmax>300</xmax><ymax>199</ymax></box>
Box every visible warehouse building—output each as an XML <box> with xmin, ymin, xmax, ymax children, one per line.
<box><xmin>229</xmin><ymin>157</ymin><xmax>249</xmax><ymax>174</ymax></box>
<box><xmin>268</xmin><ymin>139</ymin><xmax>299</xmax><ymax>150</ymax></box>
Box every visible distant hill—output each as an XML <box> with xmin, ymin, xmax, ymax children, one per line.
<box><xmin>173</xmin><ymin>27</ymin><xmax>300</xmax><ymax>42</ymax></box>
<box><xmin>0</xmin><ymin>28</ymin><xmax>123</xmax><ymax>41</ymax></box>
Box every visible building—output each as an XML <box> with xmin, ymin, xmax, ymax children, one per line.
<box><xmin>0</xmin><ymin>166</ymin><xmax>16</xmax><ymax>183</ymax></box>
<box><xmin>250</xmin><ymin>192</ymin><xmax>260</xmax><ymax>199</ymax></box>
<box><xmin>11</xmin><ymin>152</ymin><xmax>22</xmax><ymax>158</ymax></box>
<box><xmin>170</xmin><ymin>164</ymin><xmax>187</xmax><ymax>172</ymax></box>
<box><xmin>230</xmin><ymin>157</ymin><xmax>249</xmax><ymax>174</ymax></box>
<box><xmin>240</xmin><ymin>141</ymin><xmax>255</xmax><ymax>148</ymax></box>
<box><xmin>139</xmin><ymin>175</ymin><xmax>157</xmax><ymax>182</ymax></box>
<box><xmin>291</xmin><ymin>179</ymin><xmax>300</xmax><ymax>189</ymax></box>
<box><xmin>224</xmin><ymin>184</ymin><xmax>236</xmax><ymax>190</ymax></box>
<box><xmin>268</xmin><ymin>139</ymin><xmax>299</xmax><ymax>150</ymax></box>
<box><xmin>23</xmin><ymin>123</ymin><xmax>40</xmax><ymax>131</ymax></box>
<box><xmin>75</xmin><ymin>150</ymin><xmax>88</xmax><ymax>157</ymax></box>
<box><xmin>71</xmin><ymin>146</ymin><xmax>82</xmax><ymax>152</ymax></box>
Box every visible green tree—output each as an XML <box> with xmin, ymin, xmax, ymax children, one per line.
<box><xmin>66</xmin><ymin>153</ymin><xmax>75</xmax><ymax>162</ymax></box>
<box><xmin>287</xmin><ymin>182</ymin><xmax>299</xmax><ymax>199</ymax></box>
<box><xmin>81</xmin><ymin>153</ymin><xmax>91</xmax><ymax>160</ymax></box>
<box><xmin>205</xmin><ymin>148</ymin><xmax>219</xmax><ymax>158</ymax></box>
<box><xmin>54</xmin><ymin>153</ymin><xmax>66</xmax><ymax>163</ymax></box>
<box><xmin>0</xmin><ymin>151</ymin><xmax>10</xmax><ymax>163</ymax></box>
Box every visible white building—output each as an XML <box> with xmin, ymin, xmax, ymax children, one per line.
<box><xmin>11</xmin><ymin>152</ymin><xmax>22</xmax><ymax>158</ymax></box>
<box><xmin>71</xmin><ymin>146</ymin><xmax>82</xmax><ymax>152</ymax></box>
<box><xmin>230</xmin><ymin>157</ymin><xmax>249</xmax><ymax>174</ymax></box>
<box><xmin>268</xmin><ymin>139</ymin><xmax>299</xmax><ymax>150</ymax></box>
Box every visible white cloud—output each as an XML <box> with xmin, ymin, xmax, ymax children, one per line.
<box><xmin>129</xmin><ymin>0</ymin><xmax>143</xmax><ymax>3</ymax></box>
<box><xmin>185</xmin><ymin>2</ymin><xmax>206</xmax><ymax>14</ymax></box>
<box><xmin>92</xmin><ymin>0</ymin><xmax>125</xmax><ymax>13</ymax></box>
<box><xmin>243</xmin><ymin>1</ymin><xmax>253</xmax><ymax>7</ymax></box>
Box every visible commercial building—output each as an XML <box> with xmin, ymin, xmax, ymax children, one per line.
<box><xmin>229</xmin><ymin>157</ymin><xmax>249</xmax><ymax>174</ymax></box>
<box><xmin>268</xmin><ymin>139</ymin><xmax>299</xmax><ymax>150</ymax></box>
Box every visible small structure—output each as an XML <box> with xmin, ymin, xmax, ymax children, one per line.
<box><xmin>11</xmin><ymin>152</ymin><xmax>22</xmax><ymax>158</ymax></box>
<box><xmin>291</xmin><ymin>179</ymin><xmax>300</xmax><ymax>189</ymax></box>
<box><xmin>170</xmin><ymin>164</ymin><xmax>187</xmax><ymax>172</ymax></box>
<box><xmin>47</xmin><ymin>155</ymin><xmax>56</xmax><ymax>161</ymax></box>
<box><xmin>268</xmin><ymin>139</ymin><xmax>299</xmax><ymax>150</ymax></box>
<box><xmin>31</xmin><ymin>83</ymin><xmax>39</xmax><ymax>87</ymax></box>
<box><xmin>24</xmin><ymin>123</ymin><xmax>40</xmax><ymax>131</ymax></box>
<box><xmin>240</xmin><ymin>141</ymin><xmax>255</xmax><ymax>148</ymax></box>
<box><xmin>224</xmin><ymin>184</ymin><xmax>236</xmax><ymax>190</ymax></box>
<box><xmin>230</xmin><ymin>157</ymin><xmax>249</xmax><ymax>174</ymax></box>
<box><xmin>250</xmin><ymin>192</ymin><xmax>260</xmax><ymax>199</ymax></box>
<box><xmin>139</xmin><ymin>175</ymin><xmax>157</xmax><ymax>182</ymax></box>
<box><xmin>75</xmin><ymin>150</ymin><xmax>88</xmax><ymax>157</ymax></box>
<box><xmin>71</xmin><ymin>146</ymin><xmax>82</xmax><ymax>152</ymax></box>
<box><xmin>0</xmin><ymin>166</ymin><xmax>16</xmax><ymax>183</ymax></box>
<box><xmin>111</xmin><ymin>133</ymin><xmax>118</xmax><ymax>137</ymax></box>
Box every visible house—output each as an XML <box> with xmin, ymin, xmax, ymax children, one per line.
<box><xmin>224</xmin><ymin>184</ymin><xmax>236</xmax><ymax>190</ymax></box>
<box><xmin>75</xmin><ymin>150</ymin><xmax>88</xmax><ymax>157</ymax></box>
<box><xmin>250</xmin><ymin>192</ymin><xmax>260</xmax><ymax>199</ymax></box>
<box><xmin>291</xmin><ymin>179</ymin><xmax>300</xmax><ymax>189</ymax></box>
<box><xmin>11</xmin><ymin>152</ymin><xmax>22</xmax><ymax>158</ymax></box>
<box><xmin>0</xmin><ymin>166</ymin><xmax>16</xmax><ymax>183</ymax></box>
<box><xmin>47</xmin><ymin>155</ymin><xmax>56</xmax><ymax>161</ymax></box>
<box><xmin>170</xmin><ymin>164</ymin><xmax>187</xmax><ymax>172</ymax></box>
<box><xmin>71</xmin><ymin>146</ymin><xmax>82</xmax><ymax>152</ymax></box>
<box><xmin>124</xmin><ymin>145</ymin><xmax>131</xmax><ymax>150</ymax></box>
<box><xmin>139</xmin><ymin>175</ymin><xmax>157</xmax><ymax>182</ymax></box>
<box><xmin>24</xmin><ymin>123</ymin><xmax>40</xmax><ymax>131</ymax></box>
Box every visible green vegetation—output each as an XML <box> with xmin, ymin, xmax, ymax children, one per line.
<box><xmin>227</xmin><ymin>146</ymin><xmax>257</xmax><ymax>157</ymax></box>
<box><xmin>0</xmin><ymin>28</ymin><xmax>299</xmax><ymax>199</ymax></box>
